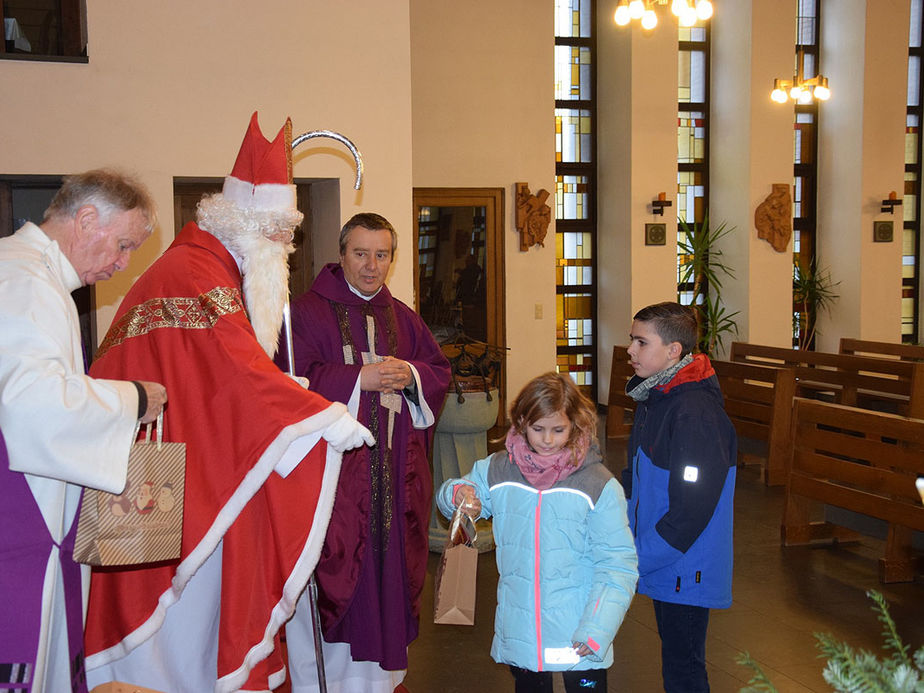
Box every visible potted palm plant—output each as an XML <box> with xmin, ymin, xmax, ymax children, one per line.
<box><xmin>677</xmin><ymin>213</ymin><xmax>740</xmax><ymax>356</ymax></box>
<box><xmin>793</xmin><ymin>259</ymin><xmax>840</xmax><ymax>350</ymax></box>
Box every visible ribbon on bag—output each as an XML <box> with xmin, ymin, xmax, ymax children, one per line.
<box><xmin>74</xmin><ymin>412</ymin><xmax>185</xmax><ymax>566</ymax></box>
<box><xmin>433</xmin><ymin>506</ymin><xmax>478</xmax><ymax>625</ymax></box>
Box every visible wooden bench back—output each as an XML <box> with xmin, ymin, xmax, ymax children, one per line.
<box><xmin>606</xmin><ymin>345</ymin><xmax>636</xmax><ymax>439</ymax></box>
<box><xmin>711</xmin><ymin>359</ymin><xmax>795</xmax><ymax>486</ymax></box>
<box><xmin>729</xmin><ymin>341</ymin><xmax>924</xmax><ymax>419</ymax></box>
<box><xmin>783</xmin><ymin>398</ymin><xmax>924</xmax><ymax>581</ymax></box>
<box><xmin>839</xmin><ymin>337</ymin><xmax>924</xmax><ymax>362</ymax></box>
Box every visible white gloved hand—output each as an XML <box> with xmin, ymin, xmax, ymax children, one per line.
<box><xmin>323</xmin><ymin>410</ymin><xmax>375</xmax><ymax>452</ymax></box>
<box><xmin>287</xmin><ymin>374</ymin><xmax>311</xmax><ymax>389</ymax></box>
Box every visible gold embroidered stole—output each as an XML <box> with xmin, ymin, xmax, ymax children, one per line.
<box><xmin>334</xmin><ymin>301</ymin><xmax>400</xmax><ymax>551</ymax></box>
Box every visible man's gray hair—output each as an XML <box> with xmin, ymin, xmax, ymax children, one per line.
<box><xmin>339</xmin><ymin>212</ymin><xmax>397</xmax><ymax>255</ymax></box>
<box><xmin>43</xmin><ymin>169</ymin><xmax>156</xmax><ymax>232</ymax></box>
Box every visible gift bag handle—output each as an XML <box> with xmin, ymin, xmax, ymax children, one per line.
<box><xmin>138</xmin><ymin>411</ymin><xmax>166</xmax><ymax>451</ymax></box>
<box><xmin>448</xmin><ymin>506</ymin><xmax>477</xmax><ymax>547</ymax></box>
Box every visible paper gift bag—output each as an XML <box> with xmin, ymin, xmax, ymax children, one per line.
<box><xmin>74</xmin><ymin>413</ymin><xmax>185</xmax><ymax>566</ymax></box>
<box><xmin>433</xmin><ymin>508</ymin><xmax>478</xmax><ymax>625</ymax></box>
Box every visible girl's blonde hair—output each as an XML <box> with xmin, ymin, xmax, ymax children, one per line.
<box><xmin>509</xmin><ymin>372</ymin><xmax>597</xmax><ymax>466</ymax></box>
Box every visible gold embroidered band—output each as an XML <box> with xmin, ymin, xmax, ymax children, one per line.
<box><xmin>96</xmin><ymin>287</ymin><xmax>244</xmax><ymax>359</ymax></box>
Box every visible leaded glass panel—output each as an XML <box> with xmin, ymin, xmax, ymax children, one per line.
<box><xmin>555</xmin><ymin>45</ymin><xmax>592</xmax><ymax>100</ymax></box>
<box><xmin>909</xmin><ymin>56</ymin><xmax>921</xmax><ymax>108</ymax></box>
<box><xmin>906</xmin><ymin>115</ymin><xmax>920</xmax><ymax>165</ymax></box>
<box><xmin>678</xmin><ymin>111</ymin><xmax>705</xmax><ymax>163</ymax></box>
<box><xmin>913</xmin><ymin>0</ymin><xmax>923</xmax><ymax>48</ymax></box>
<box><xmin>794</xmin><ymin>116</ymin><xmax>815</xmax><ymax>164</ymax></box>
<box><xmin>678</xmin><ymin>51</ymin><xmax>705</xmax><ymax>103</ymax></box>
<box><xmin>554</xmin><ymin>0</ymin><xmax>591</xmax><ymax>38</ymax></box>
<box><xmin>676</xmin><ymin>170</ymin><xmax>704</xmax><ymax>223</ymax></box>
<box><xmin>903</xmin><ymin>228</ymin><xmax>916</xmax><ymax>279</ymax></box>
<box><xmin>556</xmin><ymin>293</ymin><xmax>593</xmax><ymax>346</ymax></box>
<box><xmin>556</xmin><ymin>353</ymin><xmax>593</xmax><ymax>387</ymax></box>
<box><xmin>556</xmin><ymin>109</ymin><xmax>592</xmax><ymax>163</ymax></box>
<box><xmin>555</xmin><ymin>174</ymin><xmax>589</xmax><ymax>219</ymax></box>
<box><xmin>905</xmin><ymin>172</ymin><xmax>918</xmax><ymax>223</ymax></box>
<box><xmin>678</xmin><ymin>26</ymin><xmax>706</xmax><ymax>42</ymax></box>
<box><xmin>797</xmin><ymin>0</ymin><xmax>817</xmax><ymax>45</ymax></box>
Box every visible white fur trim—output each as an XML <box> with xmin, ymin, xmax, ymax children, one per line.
<box><xmin>85</xmin><ymin>403</ymin><xmax>349</xmax><ymax>682</ymax></box>
<box><xmin>223</xmin><ymin>176</ymin><xmax>297</xmax><ymax>213</ymax></box>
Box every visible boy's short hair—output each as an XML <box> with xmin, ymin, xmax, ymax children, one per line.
<box><xmin>633</xmin><ymin>302</ymin><xmax>698</xmax><ymax>354</ymax></box>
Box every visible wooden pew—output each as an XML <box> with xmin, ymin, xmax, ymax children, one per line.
<box><xmin>729</xmin><ymin>341</ymin><xmax>924</xmax><ymax>419</ymax></box>
<box><xmin>839</xmin><ymin>337</ymin><xmax>924</xmax><ymax>362</ymax></box>
<box><xmin>606</xmin><ymin>345</ymin><xmax>636</xmax><ymax>440</ymax></box>
<box><xmin>606</xmin><ymin>346</ymin><xmax>797</xmax><ymax>486</ymax></box>
<box><xmin>711</xmin><ymin>360</ymin><xmax>796</xmax><ymax>486</ymax></box>
<box><xmin>783</xmin><ymin>398</ymin><xmax>924</xmax><ymax>583</ymax></box>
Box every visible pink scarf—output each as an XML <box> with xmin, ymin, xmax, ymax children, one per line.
<box><xmin>505</xmin><ymin>427</ymin><xmax>589</xmax><ymax>490</ymax></box>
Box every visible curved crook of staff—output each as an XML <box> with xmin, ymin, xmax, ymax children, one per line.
<box><xmin>291</xmin><ymin>129</ymin><xmax>364</xmax><ymax>190</ymax></box>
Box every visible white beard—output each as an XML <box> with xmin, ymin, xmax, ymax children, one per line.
<box><xmin>238</xmin><ymin>235</ymin><xmax>292</xmax><ymax>358</ymax></box>
<box><xmin>196</xmin><ymin>194</ymin><xmax>296</xmax><ymax>358</ymax></box>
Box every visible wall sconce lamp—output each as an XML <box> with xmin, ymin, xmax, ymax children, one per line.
<box><xmin>651</xmin><ymin>193</ymin><xmax>672</xmax><ymax>216</ymax></box>
<box><xmin>881</xmin><ymin>191</ymin><xmax>902</xmax><ymax>214</ymax></box>
<box><xmin>770</xmin><ymin>49</ymin><xmax>831</xmax><ymax>104</ymax></box>
<box><xmin>614</xmin><ymin>0</ymin><xmax>712</xmax><ymax>31</ymax></box>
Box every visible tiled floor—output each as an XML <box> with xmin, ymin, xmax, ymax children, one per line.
<box><xmin>405</xmin><ymin>439</ymin><xmax>924</xmax><ymax>692</ymax></box>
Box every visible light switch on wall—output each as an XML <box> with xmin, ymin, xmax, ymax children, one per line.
<box><xmin>534</xmin><ymin>304</ymin><xmax>543</xmax><ymax>319</ymax></box>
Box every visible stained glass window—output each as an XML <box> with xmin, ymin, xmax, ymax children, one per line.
<box><xmin>555</xmin><ymin>45</ymin><xmax>592</xmax><ymax>101</ymax></box>
<box><xmin>555</xmin><ymin>0</ymin><xmax>595</xmax><ymax>394</ymax></box>
<box><xmin>677</xmin><ymin>17</ymin><xmax>709</xmax><ymax>315</ymax></box>
<box><xmin>678</xmin><ymin>111</ymin><xmax>706</xmax><ymax>164</ymax></box>
<box><xmin>905</xmin><ymin>0</ymin><xmax>923</xmax><ymax>341</ymax></box>
<box><xmin>556</xmin><ymin>174</ymin><xmax>589</xmax><ymax>220</ymax></box>
<box><xmin>556</xmin><ymin>109</ymin><xmax>593</xmax><ymax>163</ymax></box>
<box><xmin>791</xmin><ymin>0</ymin><xmax>821</xmax><ymax>347</ymax></box>
<box><xmin>678</xmin><ymin>51</ymin><xmax>706</xmax><ymax>103</ymax></box>
<box><xmin>554</xmin><ymin>0</ymin><xmax>591</xmax><ymax>38</ymax></box>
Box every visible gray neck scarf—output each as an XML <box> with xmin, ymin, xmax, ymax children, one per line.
<box><xmin>626</xmin><ymin>353</ymin><xmax>694</xmax><ymax>402</ymax></box>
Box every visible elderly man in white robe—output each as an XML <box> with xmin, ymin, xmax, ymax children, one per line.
<box><xmin>0</xmin><ymin>169</ymin><xmax>167</xmax><ymax>693</ymax></box>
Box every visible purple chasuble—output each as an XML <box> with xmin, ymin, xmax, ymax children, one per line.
<box><xmin>0</xmin><ymin>428</ymin><xmax>87</xmax><ymax>693</ymax></box>
<box><xmin>280</xmin><ymin>263</ymin><xmax>451</xmax><ymax>670</ymax></box>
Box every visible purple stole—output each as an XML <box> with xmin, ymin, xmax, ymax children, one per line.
<box><xmin>0</xmin><ymin>428</ymin><xmax>87</xmax><ymax>692</ymax></box>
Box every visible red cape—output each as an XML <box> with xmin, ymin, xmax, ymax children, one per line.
<box><xmin>84</xmin><ymin>223</ymin><xmax>344</xmax><ymax>691</ymax></box>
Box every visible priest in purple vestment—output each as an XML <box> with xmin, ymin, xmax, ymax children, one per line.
<box><xmin>278</xmin><ymin>212</ymin><xmax>450</xmax><ymax>693</ymax></box>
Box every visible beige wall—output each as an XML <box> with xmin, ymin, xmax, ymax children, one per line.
<box><xmin>712</xmin><ymin>0</ymin><xmax>796</xmax><ymax>351</ymax></box>
<box><xmin>0</xmin><ymin>0</ymin><xmax>415</xmax><ymax>333</ymax></box>
<box><xmin>410</xmin><ymin>0</ymin><xmax>557</xmax><ymax>402</ymax></box>
<box><xmin>818</xmin><ymin>0</ymin><xmax>909</xmax><ymax>350</ymax></box>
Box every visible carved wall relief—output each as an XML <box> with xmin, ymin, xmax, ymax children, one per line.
<box><xmin>755</xmin><ymin>183</ymin><xmax>793</xmax><ymax>253</ymax></box>
<box><xmin>515</xmin><ymin>182</ymin><xmax>552</xmax><ymax>251</ymax></box>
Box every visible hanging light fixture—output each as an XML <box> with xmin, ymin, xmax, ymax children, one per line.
<box><xmin>770</xmin><ymin>49</ymin><xmax>831</xmax><ymax>104</ymax></box>
<box><xmin>614</xmin><ymin>0</ymin><xmax>713</xmax><ymax>31</ymax></box>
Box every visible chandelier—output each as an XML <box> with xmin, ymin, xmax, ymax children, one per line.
<box><xmin>614</xmin><ymin>0</ymin><xmax>713</xmax><ymax>31</ymax></box>
<box><xmin>770</xmin><ymin>49</ymin><xmax>831</xmax><ymax>104</ymax></box>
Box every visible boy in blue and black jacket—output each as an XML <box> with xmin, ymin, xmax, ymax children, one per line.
<box><xmin>621</xmin><ymin>301</ymin><xmax>737</xmax><ymax>693</ymax></box>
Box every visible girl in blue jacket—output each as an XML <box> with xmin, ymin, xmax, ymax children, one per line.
<box><xmin>437</xmin><ymin>372</ymin><xmax>638</xmax><ymax>693</ymax></box>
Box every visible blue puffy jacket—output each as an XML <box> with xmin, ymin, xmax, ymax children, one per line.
<box><xmin>437</xmin><ymin>443</ymin><xmax>638</xmax><ymax>672</ymax></box>
<box><xmin>622</xmin><ymin>353</ymin><xmax>737</xmax><ymax>609</ymax></box>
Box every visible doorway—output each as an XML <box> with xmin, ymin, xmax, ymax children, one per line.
<box><xmin>413</xmin><ymin>187</ymin><xmax>506</xmax><ymax>427</ymax></box>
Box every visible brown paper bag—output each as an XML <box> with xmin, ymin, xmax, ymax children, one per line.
<box><xmin>433</xmin><ymin>508</ymin><xmax>478</xmax><ymax>625</ymax></box>
<box><xmin>74</xmin><ymin>414</ymin><xmax>185</xmax><ymax>566</ymax></box>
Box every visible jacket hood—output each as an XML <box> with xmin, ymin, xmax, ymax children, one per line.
<box><xmin>628</xmin><ymin>353</ymin><xmax>722</xmax><ymax>402</ymax></box>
